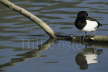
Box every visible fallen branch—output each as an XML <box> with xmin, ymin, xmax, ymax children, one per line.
<box><xmin>0</xmin><ymin>0</ymin><xmax>56</xmax><ymax>38</ymax></box>
<box><xmin>57</xmin><ymin>35</ymin><xmax>108</xmax><ymax>43</ymax></box>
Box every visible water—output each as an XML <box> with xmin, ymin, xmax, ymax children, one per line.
<box><xmin>0</xmin><ymin>0</ymin><xmax>108</xmax><ymax>72</ymax></box>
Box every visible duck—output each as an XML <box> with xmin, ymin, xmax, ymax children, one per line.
<box><xmin>74</xmin><ymin>11</ymin><xmax>102</xmax><ymax>34</ymax></box>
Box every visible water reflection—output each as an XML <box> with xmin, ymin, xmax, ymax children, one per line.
<box><xmin>0</xmin><ymin>38</ymin><xmax>56</xmax><ymax>71</ymax></box>
<box><xmin>58</xmin><ymin>35</ymin><xmax>106</xmax><ymax>70</ymax></box>
<box><xmin>57</xmin><ymin>34</ymin><xmax>108</xmax><ymax>70</ymax></box>
<box><xmin>75</xmin><ymin>47</ymin><xmax>103</xmax><ymax>70</ymax></box>
<box><xmin>0</xmin><ymin>36</ymin><xmax>108</xmax><ymax>71</ymax></box>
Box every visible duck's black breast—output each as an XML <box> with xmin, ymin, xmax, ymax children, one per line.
<box><xmin>75</xmin><ymin>18</ymin><xmax>86</xmax><ymax>30</ymax></box>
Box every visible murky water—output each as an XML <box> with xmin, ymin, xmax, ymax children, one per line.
<box><xmin>0</xmin><ymin>0</ymin><xmax>108</xmax><ymax>72</ymax></box>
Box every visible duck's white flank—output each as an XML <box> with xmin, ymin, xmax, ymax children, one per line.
<box><xmin>82</xmin><ymin>20</ymin><xmax>98</xmax><ymax>32</ymax></box>
<box><xmin>84</xmin><ymin>53</ymin><xmax>98</xmax><ymax>64</ymax></box>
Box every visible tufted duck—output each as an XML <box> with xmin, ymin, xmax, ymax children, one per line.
<box><xmin>75</xmin><ymin>11</ymin><xmax>102</xmax><ymax>33</ymax></box>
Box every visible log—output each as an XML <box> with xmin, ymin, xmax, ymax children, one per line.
<box><xmin>0</xmin><ymin>0</ymin><xmax>56</xmax><ymax>38</ymax></box>
<box><xmin>56</xmin><ymin>35</ymin><xmax>108</xmax><ymax>49</ymax></box>
<box><xmin>89</xmin><ymin>36</ymin><xmax>108</xmax><ymax>42</ymax></box>
<box><xmin>56</xmin><ymin>35</ymin><xmax>108</xmax><ymax>43</ymax></box>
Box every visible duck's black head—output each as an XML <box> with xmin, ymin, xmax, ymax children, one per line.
<box><xmin>77</xmin><ymin>11</ymin><xmax>88</xmax><ymax>18</ymax></box>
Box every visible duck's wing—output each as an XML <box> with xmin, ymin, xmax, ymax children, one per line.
<box><xmin>87</xmin><ymin>17</ymin><xmax>102</xmax><ymax>27</ymax></box>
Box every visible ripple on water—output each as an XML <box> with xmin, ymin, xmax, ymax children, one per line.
<box><xmin>0</xmin><ymin>0</ymin><xmax>108</xmax><ymax>72</ymax></box>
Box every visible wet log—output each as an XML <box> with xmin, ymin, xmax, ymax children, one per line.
<box><xmin>89</xmin><ymin>36</ymin><xmax>108</xmax><ymax>42</ymax></box>
<box><xmin>56</xmin><ymin>35</ymin><xmax>108</xmax><ymax>43</ymax></box>
<box><xmin>0</xmin><ymin>0</ymin><xmax>56</xmax><ymax>38</ymax></box>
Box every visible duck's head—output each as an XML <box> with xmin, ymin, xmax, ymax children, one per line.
<box><xmin>77</xmin><ymin>11</ymin><xmax>88</xmax><ymax>18</ymax></box>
